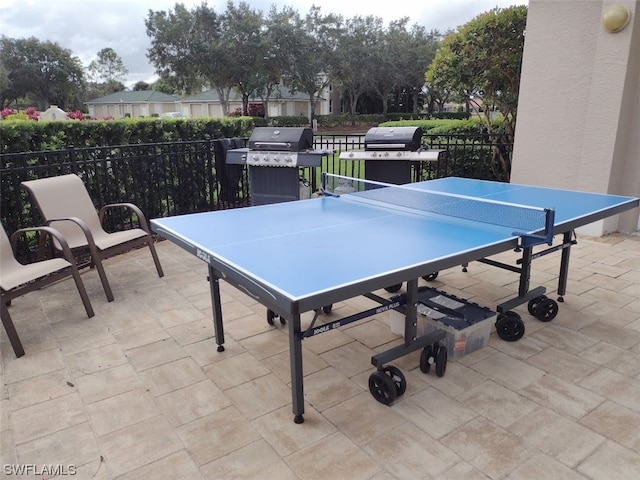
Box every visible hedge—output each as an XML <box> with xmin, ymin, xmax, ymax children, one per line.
<box><xmin>0</xmin><ymin>116</ymin><xmax>256</xmax><ymax>154</ymax></box>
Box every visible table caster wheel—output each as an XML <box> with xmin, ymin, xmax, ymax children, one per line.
<box><xmin>368</xmin><ymin>371</ymin><xmax>397</xmax><ymax>405</ymax></box>
<box><xmin>435</xmin><ymin>345</ymin><xmax>447</xmax><ymax>377</ymax></box>
<box><xmin>419</xmin><ymin>345</ymin><xmax>433</xmax><ymax>373</ymax></box>
<box><xmin>422</xmin><ymin>272</ymin><xmax>439</xmax><ymax>281</ymax></box>
<box><xmin>384</xmin><ymin>284</ymin><xmax>402</xmax><ymax>293</ymax></box>
<box><xmin>267</xmin><ymin>309</ymin><xmax>286</xmax><ymax>325</ymax></box>
<box><xmin>534</xmin><ymin>298</ymin><xmax>558</xmax><ymax>322</ymax></box>
<box><xmin>496</xmin><ymin>311</ymin><xmax>525</xmax><ymax>341</ymax></box>
<box><xmin>294</xmin><ymin>414</ymin><xmax>304</xmax><ymax>424</ymax></box>
<box><xmin>322</xmin><ymin>304</ymin><xmax>333</xmax><ymax>314</ymax></box>
<box><xmin>527</xmin><ymin>295</ymin><xmax>546</xmax><ymax>316</ymax></box>
<box><xmin>381</xmin><ymin>365</ymin><xmax>406</xmax><ymax>396</ymax></box>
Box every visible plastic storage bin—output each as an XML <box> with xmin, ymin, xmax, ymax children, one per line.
<box><xmin>389</xmin><ymin>287</ymin><xmax>495</xmax><ymax>361</ymax></box>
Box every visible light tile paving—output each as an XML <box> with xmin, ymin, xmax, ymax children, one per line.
<box><xmin>1</xmin><ymin>233</ymin><xmax>639</xmax><ymax>479</ymax></box>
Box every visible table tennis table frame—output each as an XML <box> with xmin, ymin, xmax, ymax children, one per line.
<box><xmin>201</xmin><ymin>225</ymin><xmax>578</xmax><ymax>423</ymax></box>
<box><xmin>153</xmin><ymin>178</ymin><xmax>637</xmax><ymax>425</ymax></box>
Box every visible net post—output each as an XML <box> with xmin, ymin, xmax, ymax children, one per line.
<box><xmin>517</xmin><ymin>208</ymin><xmax>555</xmax><ymax>248</ymax></box>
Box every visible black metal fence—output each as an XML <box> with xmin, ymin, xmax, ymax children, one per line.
<box><xmin>1</xmin><ymin>133</ymin><xmax>512</xmax><ymax>257</ymax></box>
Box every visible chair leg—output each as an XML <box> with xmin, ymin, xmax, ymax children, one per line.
<box><xmin>1</xmin><ymin>301</ymin><xmax>25</xmax><ymax>358</ymax></box>
<box><xmin>147</xmin><ymin>235</ymin><xmax>164</xmax><ymax>278</ymax></box>
<box><xmin>94</xmin><ymin>259</ymin><xmax>114</xmax><ymax>302</ymax></box>
<box><xmin>85</xmin><ymin>243</ymin><xmax>114</xmax><ymax>302</ymax></box>
<box><xmin>69</xmin><ymin>266</ymin><xmax>95</xmax><ymax>318</ymax></box>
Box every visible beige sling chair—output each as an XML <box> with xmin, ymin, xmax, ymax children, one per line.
<box><xmin>22</xmin><ymin>174</ymin><xmax>164</xmax><ymax>303</ymax></box>
<box><xmin>1</xmin><ymin>225</ymin><xmax>94</xmax><ymax>357</ymax></box>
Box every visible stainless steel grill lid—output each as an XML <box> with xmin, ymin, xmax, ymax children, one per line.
<box><xmin>364</xmin><ymin>126</ymin><xmax>423</xmax><ymax>151</ymax></box>
<box><xmin>247</xmin><ymin>127</ymin><xmax>314</xmax><ymax>151</ymax></box>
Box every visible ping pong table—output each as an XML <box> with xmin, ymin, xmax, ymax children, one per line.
<box><xmin>150</xmin><ymin>174</ymin><xmax>638</xmax><ymax>424</ymax></box>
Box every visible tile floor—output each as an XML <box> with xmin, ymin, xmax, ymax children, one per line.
<box><xmin>1</xmin><ymin>233</ymin><xmax>639</xmax><ymax>479</ymax></box>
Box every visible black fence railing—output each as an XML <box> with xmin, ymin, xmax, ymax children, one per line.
<box><xmin>1</xmin><ymin>133</ymin><xmax>512</xmax><ymax>258</ymax></box>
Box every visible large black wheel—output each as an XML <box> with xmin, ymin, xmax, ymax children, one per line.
<box><xmin>419</xmin><ymin>345</ymin><xmax>433</xmax><ymax>374</ymax></box>
<box><xmin>527</xmin><ymin>295</ymin><xmax>547</xmax><ymax>316</ymax></box>
<box><xmin>534</xmin><ymin>298</ymin><xmax>559</xmax><ymax>322</ymax></box>
<box><xmin>495</xmin><ymin>311</ymin><xmax>525</xmax><ymax>342</ymax></box>
<box><xmin>422</xmin><ymin>272</ymin><xmax>439</xmax><ymax>281</ymax></box>
<box><xmin>384</xmin><ymin>284</ymin><xmax>403</xmax><ymax>293</ymax></box>
<box><xmin>381</xmin><ymin>365</ymin><xmax>407</xmax><ymax>397</ymax></box>
<box><xmin>435</xmin><ymin>345</ymin><xmax>448</xmax><ymax>377</ymax></box>
<box><xmin>368</xmin><ymin>371</ymin><xmax>397</xmax><ymax>405</ymax></box>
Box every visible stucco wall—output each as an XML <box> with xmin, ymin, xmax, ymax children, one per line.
<box><xmin>512</xmin><ymin>0</ymin><xmax>639</xmax><ymax>234</ymax></box>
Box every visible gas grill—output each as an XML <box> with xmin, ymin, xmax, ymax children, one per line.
<box><xmin>339</xmin><ymin>126</ymin><xmax>444</xmax><ymax>184</ymax></box>
<box><xmin>226</xmin><ymin>127</ymin><xmax>329</xmax><ymax>205</ymax></box>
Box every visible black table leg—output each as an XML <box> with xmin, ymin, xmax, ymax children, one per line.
<box><xmin>208</xmin><ymin>266</ymin><xmax>225</xmax><ymax>352</ymax></box>
<box><xmin>288</xmin><ymin>309</ymin><xmax>305</xmax><ymax>423</ymax></box>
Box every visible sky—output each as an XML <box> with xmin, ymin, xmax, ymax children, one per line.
<box><xmin>0</xmin><ymin>0</ymin><xmax>528</xmax><ymax>87</ymax></box>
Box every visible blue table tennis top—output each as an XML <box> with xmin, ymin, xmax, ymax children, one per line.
<box><xmin>151</xmin><ymin>177</ymin><xmax>638</xmax><ymax>310</ymax></box>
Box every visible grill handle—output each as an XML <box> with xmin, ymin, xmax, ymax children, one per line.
<box><xmin>253</xmin><ymin>142</ymin><xmax>292</xmax><ymax>149</ymax></box>
<box><xmin>366</xmin><ymin>143</ymin><xmax>410</xmax><ymax>150</ymax></box>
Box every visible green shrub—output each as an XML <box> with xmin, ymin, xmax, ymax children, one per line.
<box><xmin>0</xmin><ymin>116</ymin><xmax>256</xmax><ymax>153</ymax></box>
<box><xmin>268</xmin><ymin>115</ymin><xmax>309</xmax><ymax>127</ymax></box>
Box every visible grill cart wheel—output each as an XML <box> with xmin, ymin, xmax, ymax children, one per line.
<box><xmin>368</xmin><ymin>371</ymin><xmax>397</xmax><ymax>405</ymax></box>
<box><xmin>496</xmin><ymin>311</ymin><xmax>525</xmax><ymax>341</ymax></box>
<box><xmin>381</xmin><ymin>365</ymin><xmax>407</xmax><ymax>396</ymax></box>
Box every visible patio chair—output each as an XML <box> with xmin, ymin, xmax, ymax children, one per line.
<box><xmin>21</xmin><ymin>174</ymin><xmax>164</xmax><ymax>302</ymax></box>
<box><xmin>1</xmin><ymin>225</ymin><xmax>94</xmax><ymax>358</ymax></box>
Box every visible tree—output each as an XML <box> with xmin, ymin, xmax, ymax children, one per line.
<box><xmin>286</xmin><ymin>6</ymin><xmax>342</xmax><ymax>122</ymax></box>
<box><xmin>146</xmin><ymin>3</ymin><xmax>212</xmax><ymax>96</ymax></box>
<box><xmin>426</xmin><ymin>5</ymin><xmax>527</xmax><ymax>180</ymax></box>
<box><xmin>219</xmin><ymin>1</ymin><xmax>267</xmax><ymax>116</ymax></box>
<box><xmin>133</xmin><ymin>81</ymin><xmax>151</xmax><ymax>91</ymax></box>
<box><xmin>332</xmin><ymin>15</ymin><xmax>381</xmax><ymax>115</ymax></box>
<box><xmin>0</xmin><ymin>36</ymin><xmax>85</xmax><ymax>110</ymax></box>
<box><xmin>87</xmin><ymin>47</ymin><xmax>129</xmax><ymax>84</ymax></box>
<box><xmin>426</xmin><ymin>6</ymin><xmax>526</xmax><ymax>132</ymax></box>
<box><xmin>259</xmin><ymin>5</ymin><xmax>301</xmax><ymax>120</ymax></box>
<box><xmin>395</xmin><ymin>23</ymin><xmax>440</xmax><ymax>114</ymax></box>
<box><xmin>369</xmin><ymin>19</ymin><xmax>440</xmax><ymax>114</ymax></box>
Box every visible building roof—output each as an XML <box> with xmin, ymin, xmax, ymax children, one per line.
<box><xmin>85</xmin><ymin>91</ymin><xmax>179</xmax><ymax>105</ymax></box>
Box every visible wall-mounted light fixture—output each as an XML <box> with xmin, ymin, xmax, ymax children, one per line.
<box><xmin>602</xmin><ymin>4</ymin><xmax>631</xmax><ymax>32</ymax></box>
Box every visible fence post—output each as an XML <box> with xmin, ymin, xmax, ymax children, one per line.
<box><xmin>69</xmin><ymin>146</ymin><xmax>78</xmax><ymax>174</ymax></box>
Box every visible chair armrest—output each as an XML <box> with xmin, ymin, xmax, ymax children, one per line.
<box><xmin>10</xmin><ymin>226</ymin><xmax>77</xmax><ymax>265</ymax></box>
<box><xmin>43</xmin><ymin>216</ymin><xmax>99</xmax><ymax>248</ymax></box>
<box><xmin>98</xmin><ymin>203</ymin><xmax>151</xmax><ymax>233</ymax></box>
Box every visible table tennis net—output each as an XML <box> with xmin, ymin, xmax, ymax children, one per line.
<box><xmin>322</xmin><ymin>173</ymin><xmax>553</xmax><ymax>238</ymax></box>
